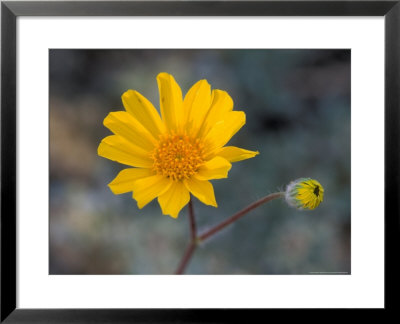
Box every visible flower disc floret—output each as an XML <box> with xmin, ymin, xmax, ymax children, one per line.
<box><xmin>152</xmin><ymin>133</ymin><xmax>205</xmax><ymax>181</ymax></box>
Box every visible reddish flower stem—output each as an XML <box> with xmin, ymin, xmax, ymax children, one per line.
<box><xmin>175</xmin><ymin>192</ymin><xmax>284</xmax><ymax>274</ymax></box>
<box><xmin>188</xmin><ymin>199</ymin><xmax>196</xmax><ymax>241</ymax></box>
<box><xmin>198</xmin><ymin>192</ymin><xmax>284</xmax><ymax>242</ymax></box>
<box><xmin>175</xmin><ymin>198</ymin><xmax>198</xmax><ymax>274</ymax></box>
<box><xmin>174</xmin><ymin>241</ymin><xmax>197</xmax><ymax>275</ymax></box>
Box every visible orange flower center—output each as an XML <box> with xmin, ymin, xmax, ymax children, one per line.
<box><xmin>152</xmin><ymin>133</ymin><xmax>205</xmax><ymax>181</ymax></box>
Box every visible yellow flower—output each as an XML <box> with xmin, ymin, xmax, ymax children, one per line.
<box><xmin>284</xmin><ymin>178</ymin><xmax>324</xmax><ymax>210</ymax></box>
<box><xmin>98</xmin><ymin>73</ymin><xmax>259</xmax><ymax>218</ymax></box>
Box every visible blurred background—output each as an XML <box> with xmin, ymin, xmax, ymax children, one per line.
<box><xmin>49</xmin><ymin>49</ymin><xmax>350</xmax><ymax>274</ymax></box>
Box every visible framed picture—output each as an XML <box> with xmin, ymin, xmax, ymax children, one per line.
<box><xmin>1</xmin><ymin>0</ymin><xmax>398</xmax><ymax>321</ymax></box>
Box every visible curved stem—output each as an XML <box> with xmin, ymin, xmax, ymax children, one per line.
<box><xmin>175</xmin><ymin>241</ymin><xmax>196</xmax><ymax>275</ymax></box>
<box><xmin>188</xmin><ymin>199</ymin><xmax>196</xmax><ymax>241</ymax></box>
<box><xmin>175</xmin><ymin>198</ymin><xmax>198</xmax><ymax>274</ymax></box>
<box><xmin>198</xmin><ymin>192</ymin><xmax>284</xmax><ymax>242</ymax></box>
<box><xmin>174</xmin><ymin>192</ymin><xmax>284</xmax><ymax>274</ymax></box>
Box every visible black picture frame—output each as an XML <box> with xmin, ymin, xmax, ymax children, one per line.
<box><xmin>1</xmin><ymin>0</ymin><xmax>399</xmax><ymax>322</ymax></box>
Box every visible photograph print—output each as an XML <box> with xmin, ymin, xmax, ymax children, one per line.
<box><xmin>49</xmin><ymin>49</ymin><xmax>350</xmax><ymax>275</ymax></box>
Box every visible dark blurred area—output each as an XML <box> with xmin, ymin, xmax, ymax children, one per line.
<box><xmin>49</xmin><ymin>49</ymin><xmax>350</xmax><ymax>274</ymax></box>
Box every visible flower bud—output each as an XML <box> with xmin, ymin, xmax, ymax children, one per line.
<box><xmin>285</xmin><ymin>178</ymin><xmax>324</xmax><ymax>210</ymax></box>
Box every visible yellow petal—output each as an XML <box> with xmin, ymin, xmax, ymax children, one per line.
<box><xmin>195</xmin><ymin>156</ymin><xmax>232</xmax><ymax>180</ymax></box>
<box><xmin>215</xmin><ymin>146</ymin><xmax>259</xmax><ymax>162</ymax></box>
<box><xmin>132</xmin><ymin>175</ymin><xmax>172</xmax><ymax>209</ymax></box>
<box><xmin>203</xmin><ymin>111</ymin><xmax>246</xmax><ymax>156</ymax></box>
<box><xmin>98</xmin><ymin>135</ymin><xmax>153</xmax><ymax>168</ymax></box>
<box><xmin>157</xmin><ymin>73</ymin><xmax>184</xmax><ymax>131</ymax></box>
<box><xmin>122</xmin><ymin>90</ymin><xmax>165</xmax><ymax>137</ymax></box>
<box><xmin>183</xmin><ymin>178</ymin><xmax>217</xmax><ymax>207</ymax></box>
<box><xmin>198</xmin><ymin>90</ymin><xmax>234</xmax><ymax>138</ymax></box>
<box><xmin>108</xmin><ymin>168</ymin><xmax>153</xmax><ymax>195</ymax></box>
<box><xmin>183</xmin><ymin>79</ymin><xmax>212</xmax><ymax>135</ymax></box>
<box><xmin>103</xmin><ymin>111</ymin><xmax>157</xmax><ymax>151</ymax></box>
<box><xmin>157</xmin><ymin>181</ymin><xmax>190</xmax><ymax>219</ymax></box>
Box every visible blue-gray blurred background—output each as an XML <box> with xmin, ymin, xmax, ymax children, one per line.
<box><xmin>49</xmin><ymin>49</ymin><xmax>350</xmax><ymax>274</ymax></box>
